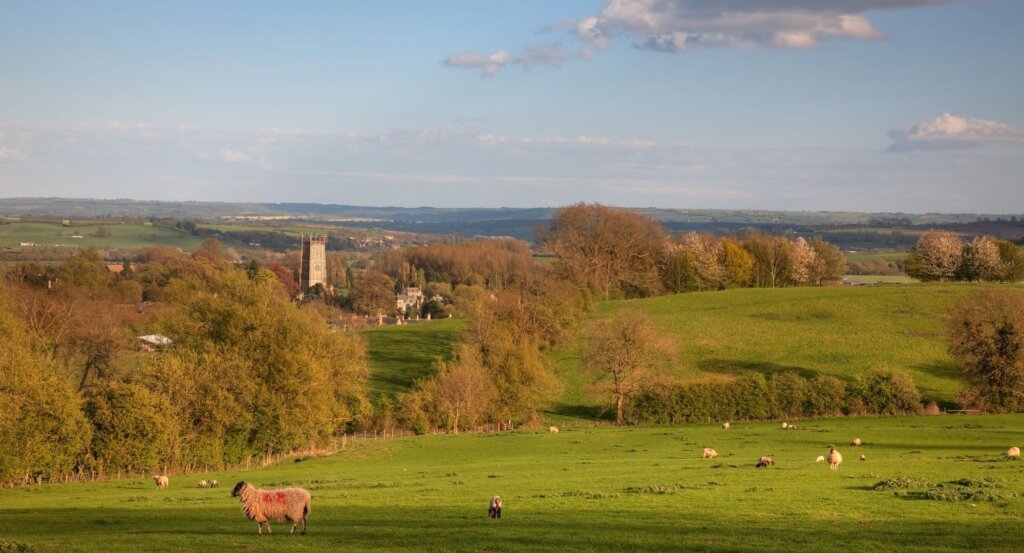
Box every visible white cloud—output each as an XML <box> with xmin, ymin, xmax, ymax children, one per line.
<box><xmin>444</xmin><ymin>50</ymin><xmax>510</xmax><ymax>77</ymax></box>
<box><xmin>199</xmin><ymin>148</ymin><xmax>252</xmax><ymax>163</ymax></box>
<box><xmin>571</xmin><ymin>0</ymin><xmax>948</xmax><ymax>52</ymax></box>
<box><xmin>888</xmin><ymin>113</ymin><xmax>1024</xmax><ymax>152</ymax></box>
<box><xmin>0</xmin><ymin>147</ymin><xmax>27</xmax><ymax>161</ymax></box>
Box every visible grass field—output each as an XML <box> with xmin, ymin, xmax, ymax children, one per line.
<box><xmin>551</xmin><ymin>284</ymin><xmax>1024</xmax><ymax>413</ymax></box>
<box><xmin>1</xmin><ymin>415</ymin><xmax>1021</xmax><ymax>552</ymax></box>
<box><xmin>364</xmin><ymin>319</ymin><xmax>466</xmax><ymax>398</ymax></box>
<box><xmin>0</xmin><ymin>222</ymin><xmax>203</xmax><ymax>251</ymax></box>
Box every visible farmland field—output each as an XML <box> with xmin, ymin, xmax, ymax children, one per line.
<box><xmin>0</xmin><ymin>222</ymin><xmax>202</xmax><ymax>250</ymax></box>
<box><xmin>364</xmin><ymin>318</ymin><xmax>466</xmax><ymax>397</ymax></box>
<box><xmin>0</xmin><ymin>415</ymin><xmax>1021</xmax><ymax>552</ymax></box>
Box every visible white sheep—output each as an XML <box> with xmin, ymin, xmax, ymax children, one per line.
<box><xmin>231</xmin><ymin>481</ymin><xmax>311</xmax><ymax>535</ymax></box>
<box><xmin>210</xmin><ymin>479</ymin><xmax>219</xmax><ymax>488</ymax></box>
<box><xmin>198</xmin><ymin>480</ymin><xmax>208</xmax><ymax>488</ymax></box>
<box><xmin>152</xmin><ymin>475</ymin><xmax>169</xmax><ymax>489</ymax></box>
<box><xmin>1007</xmin><ymin>447</ymin><xmax>1020</xmax><ymax>458</ymax></box>
<box><xmin>756</xmin><ymin>455</ymin><xmax>774</xmax><ymax>468</ymax></box>
<box><xmin>851</xmin><ymin>437</ymin><xmax>863</xmax><ymax>447</ymax></box>
<box><xmin>702</xmin><ymin>447</ymin><xmax>719</xmax><ymax>459</ymax></box>
<box><xmin>827</xmin><ymin>446</ymin><xmax>843</xmax><ymax>470</ymax></box>
<box><xmin>781</xmin><ymin>422</ymin><xmax>788</xmax><ymax>429</ymax></box>
<box><xmin>722</xmin><ymin>421</ymin><xmax>730</xmax><ymax>430</ymax></box>
<box><xmin>859</xmin><ymin>454</ymin><xmax>866</xmax><ymax>461</ymax></box>
<box><xmin>815</xmin><ymin>455</ymin><xmax>825</xmax><ymax>463</ymax></box>
<box><xmin>548</xmin><ymin>426</ymin><xmax>559</xmax><ymax>434</ymax></box>
<box><xmin>488</xmin><ymin>496</ymin><xmax>503</xmax><ymax>518</ymax></box>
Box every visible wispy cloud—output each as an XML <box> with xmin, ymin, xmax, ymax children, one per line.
<box><xmin>888</xmin><ymin>113</ymin><xmax>1024</xmax><ymax>152</ymax></box>
<box><xmin>573</xmin><ymin>0</ymin><xmax>950</xmax><ymax>52</ymax></box>
<box><xmin>444</xmin><ymin>50</ymin><xmax>510</xmax><ymax>77</ymax></box>
<box><xmin>0</xmin><ymin>147</ymin><xmax>27</xmax><ymax>161</ymax></box>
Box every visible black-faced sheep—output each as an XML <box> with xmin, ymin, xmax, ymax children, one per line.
<box><xmin>827</xmin><ymin>446</ymin><xmax>843</xmax><ymax>470</ymax></box>
<box><xmin>231</xmin><ymin>481</ymin><xmax>311</xmax><ymax>535</ymax></box>
<box><xmin>153</xmin><ymin>475</ymin><xmax>169</xmax><ymax>489</ymax></box>
<box><xmin>756</xmin><ymin>455</ymin><xmax>774</xmax><ymax>468</ymax></box>
<box><xmin>488</xmin><ymin>496</ymin><xmax>502</xmax><ymax>518</ymax></box>
<box><xmin>702</xmin><ymin>447</ymin><xmax>719</xmax><ymax>459</ymax></box>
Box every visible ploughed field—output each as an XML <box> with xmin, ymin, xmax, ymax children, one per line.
<box><xmin>1</xmin><ymin>416</ymin><xmax>1022</xmax><ymax>552</ymax></box>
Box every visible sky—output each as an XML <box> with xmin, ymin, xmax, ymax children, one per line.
<box><xmin>0</xmin><ymin>0</ymin><xmax>1022</xmax><ymax>213</ymax></box>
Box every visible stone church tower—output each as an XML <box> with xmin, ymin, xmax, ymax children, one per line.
<box><xmin>299</xmin><ymin>234</ymin><xmax>327</xmax><ymax>293</ymax></box>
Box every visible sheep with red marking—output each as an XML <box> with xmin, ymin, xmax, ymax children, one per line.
<box><xmin>231</xmin><ymin>481</ymin><xmax>311</xmax><ymax>535</ymax></box>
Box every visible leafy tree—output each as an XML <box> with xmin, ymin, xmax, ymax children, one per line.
<box><xmin>84</xmin><ymin>382</ymin><xmax>174</xmax><ymax>475</ymax></box>
<box><xmin>678</xmin><ymin>232</ymin><xmax>726</xmax><ymax>290</ymax></box>
<box><xmin>808</xmin><ymin>237</ymin><xmax>846</xmax><ymax>285</ymax></box>
<box><xmin>961</xmin><ymin>236</ymin><xmax>1003</xmax><ymax>282</ymax></box>
<box><xmin>94</xmin><ymin>225</ymin><xmax>112</xmax><ymax>238</ymax></box>
<box><xmin>424</xmin><ymin>346</ymin><xmax>496</xmax><ymax>434</ymax></box>
<box><xmin>660</xmin><ymin>248</ymin><xmax>699</xmax><ymax>293</ymax></box>
<box><xmin>583</xmin><ymin>309</ymin><xmax>674</xmax><ymax>425</ymax></box>
<box><xmin>721</xmin><ymin>238</ymin><xmax>753</xmax><ymax>288</ymax></box>
<box><xmin>905</xmin><ymin>230</ymin><xmax>962</xmax><ymax>281</ymax></box>
<box><xmin>347</xmin><ymin>269</ymin><xmax>395</xmax><ymax>315</ymax></box>
<box><xmin>947</xmin><ymin>289</ymin><xmax>1024</xmax><ymax>411</ymax></box>
<box><xmin>540</xmin><ymin>203</ymin><xmax>666</xmax><ymax>298</ymax></box>
<box><xmin>996</xmin><ymin>240</ymin><xmax>1024</xmax><ymax>282</ymax></box>
<box><xmin>59</xmin><ymin>248</ymin><xmax>109</xmax><ymax>288</ymax></box>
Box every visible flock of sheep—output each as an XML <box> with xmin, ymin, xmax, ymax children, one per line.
<box><xmin>143</xmin><ymin>423</ymin><xmax>1020</xmax><ymax>536</ymax></box>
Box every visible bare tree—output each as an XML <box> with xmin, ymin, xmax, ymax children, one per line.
<box><xmin>583</xmin><ymin>309</ymin><xmax>674</xmax><ymax>425</ymax></box>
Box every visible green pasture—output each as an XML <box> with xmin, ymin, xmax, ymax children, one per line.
<box><xmin>1</xmin><ymin>415</ymin><xmax>1021</xmax><ymax>552</ymax></box>
<box><xmin>844</xmin><ymin>275</ymin><xmax>918</xmax><ymax>284</ymax></box>
<box><xmin>364</xmin><ymin>318</ymin><xmax>467</xmax><ymax>397</ymax></box>
<box><xmin>844</xmin><ymin>251</ymin><xmax>908</xmax><ymax>264</ymax></box>
<box><xmin>554</xmin><ymin>284</ymin><xmax>1024</xmax><ymax>411</ymax></box>
<box><xmin>0</xmin><ymin>222</ymin><xmax>202</xmax><ymax>251</ymax></box>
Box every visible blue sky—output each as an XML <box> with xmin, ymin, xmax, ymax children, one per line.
<box><xmin>0</xmin><ymin>0</ymin><xmax>1021</xmax><ymax>212</ymax></box>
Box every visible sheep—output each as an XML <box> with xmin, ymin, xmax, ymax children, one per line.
<box><xmin>786</xmin><ymin>424</ymin><xmax>797</xmax><ymax>430</ymax></box>
<box><xmin>1007</xmin><ymin>447</ymin><xmax>1020</xmax><ymax>458</ymax></box>
<box><xmin>488</xmin><ymin>496</ymin><xmax>503</xmax><ymax>518</ymax></box>
<box><xmin>851</xmin><ymin>438</ymin><xmax>863</xmax><ymax>447</ymax></box>
<box><xmin>198</xmin><ymin>480</ymin><xmax>208</xmax><ymax>488</ymax></box>
<box><xmin>815</xmin><ymin>455</ymin><xmax>826</xmax><ymax>463</ymax></box>
<box><xmin>781</xmin><ymin>422</ymin><xmax>788</xmax><ymax>429</ymax></box>
<box><xmin>231</xmin><ymin>481</ymin><xmax>311</xmax><ymax>535</ymax></box>
<box><xmin>756</xmin><ymin>455</ymin><xmax>774</xmax><ymax>468</ymax></box>
<box><xmin>702</xmin><ymin>447</ymin><xmax>719</xmax><ymax>459</ymax></box>
<box><xmin>722</xmin><ymin>421</ymin><xmax>730</xmax><ymax>430</ymax></box>
<box><xmin>548</xmin><ymin>426</ymin><xmax>559</xmax><ymax>434</ymax></box>
<box><xmin>210</xmin><ymin>480</ymin><xmax>219</xmax><ymax>488</ymax></box>
<box><xmin>152</xmin><ymin>475</ymin><xmax>169</xmax><ymax>489</ymax></box>
<box><xmin>859</xmin><ymin>454</ymin><xmax>866</xmax><ymax>461</ymax></box>
<box><xmin>826</xmin><ymin>446</ymin><xmax>843</xmax><ymax>470</ymax></box>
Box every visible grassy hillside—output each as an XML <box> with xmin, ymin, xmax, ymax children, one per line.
<box><xmin>363</xmin><ymin>318</ymin><xmax>466</xmax><ymax>397</ymax></box>
<box><xmin>554</xmin><ymin>284</ymin><xmax>1024</xmax><ymax>415</ymax></box>
<box><xmin>0</xmin><ymin>222</ymin><xmax>203</xmax><ymax>250</ymax></box>
<box><xmin>1</xmin><ymin>415</ymin><xmax>1021</xmax><ymax>552</ymax></box>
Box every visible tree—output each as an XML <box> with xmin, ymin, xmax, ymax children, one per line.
<box><xmin>660</xmin><ymin>248</ymin><xmax>699</xmax><ymax>294</ymax></box>
<box><xmin>94</xmin><ymin>226</ymin><xmax>112</xmax><ymax>238</ymax></box>
<box><xmin>905</xmin><ymin>230</ymin><xmax>962</xmax><ymax>281</ymax></box>
<box><xmin>721</xmin><ymin>238</ymin><xmax>753</xmax><ymax>288</ymax></box>
<box><xmin>347</xmin><ymin>270</ymin><xmax>395</xmax><ymax>315</ymax></box>
<box><xmin>540</xmin><ymin>203</ymin><xmax>666</xmax><ymax>298</ymax></box>
<box><xmin>59</xmin><ymin>248</ymin><xmax>109</xmax><ymax>288</ymax></box>
<box><xmin>789</xmin><ymin>237</ymin><xmax>817</xmax><ymax>285</ymax></box>
<box><xmin>961</xmin><ymin>236</ymin><xmax>1003</xmax><ymax>282</ymax></box>
<box><xmin>427</xmin><ymin>346</ymin><xmax>497</xmax><ymax>434</ymax></box>
<box><xmin>996</xmin><ymin>240</ymin><xmax>1024</xmax><ymax>282</ymax></box>
<box><xmin>743</xmin><ymin>234</ymin><xmax>791</xmax><ymax>288</ymax></box>
<box><xmin>808</xmin><ymin>237</ymin><xmax>846</xmax><ymax>285</ymax></box>
<box><xmin>947</xmin><ymin>289</ymin><xmax>1024</xmax><ymax>411</ymax></box>
<box><xmin>583</xmin><ymin>309</ymin><xmax>674</xmax><ymax>425</ymax></box>
<box><xmin>678</xmin><ymin>232</ymin><xmax>726</xmax><ymax>290</ymax></box>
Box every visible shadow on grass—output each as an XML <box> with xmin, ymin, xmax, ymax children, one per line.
<box><xmin>548</xmin><ymin>402</ymin><xmax>605</xmax><ymax>421</ymax></box>
<box><xmin>0</xmin><ymin>505</ymin><xmax>1019</xmax><ymax>552</ymax></box>
<box><xmin>697</xmin><ymin>359</ymin><xmax>819</xmax><ymax>379</ymax></box>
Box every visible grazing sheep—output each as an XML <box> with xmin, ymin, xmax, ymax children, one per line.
<box><xmin>815</xmin><ymin>455</ymin><xmax>826</xmax><ymax>463</ymax></box>
<box><xmin>152</xmin><ymin>475</ymin><xmax>169</xmax><ymax>489</ymax></box>
<box><xmin>851</xmin><ymin>438</ymin><xmax>863</xmax><ymax>447</ymax></box>
<box><xmin>548</xmin><ymin>426</ymin><xmax>559</xmax><ymax>434</ymax></box>
<box><xmin>786</xmin><ymin>424</ymin><xmax>797</xmax><ymax>430</ymax></box>
<box><xmin>198</xmin><ymin>480</ymin><xmax>208</xmax><ymax>488</ymax></box>
<box><xmin>722</xmin><ymin>421</ymin><xmax>730</xmax><ymax>430</ymax></box>
<box><xmin>231</xmin><ymin>481</ymin><xmax>311</xmax><ymax>535</ymax></box>
<box><xmin>756</xmin><ymin>455</ymin><xmax>774</xmax><ymax>468</ymax></box>
<box><xmin>859</xmin><ymin>454</ymin><xmax>866</xmax><ymax>461</ymax></box>
<box><xmin>1008</xmin><ymin>447</ymin><xmax>1020</xmax><ymax>458</ymax></box>
<box><xmin>488</xmin><ymin>496</ymin><xmax>503</xmax><ymax>518</ymax></box>
<box><xmin>781</xmin><ymin>422</ymin><xmax>788</xmax><ymax>429</ymax></box>
<box><xmin>827</xmin><ymin>446</ymin><xmax>843</xmax><ymax>470</ymax></box>
<box><xmin>702</xmin><ymin>447</ymin><xmax>719</xmax><ymax>459</ymax></box>
<box><xmin>210</xmin><ymin>480</ymin><xmax>219</xmax><ymax>488</ymax></box>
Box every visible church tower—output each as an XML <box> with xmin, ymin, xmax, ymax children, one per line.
<box><xmin>299</xmin><ymin>234</ymin><xmax>327</xmax><ymax>293</ymax></box>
